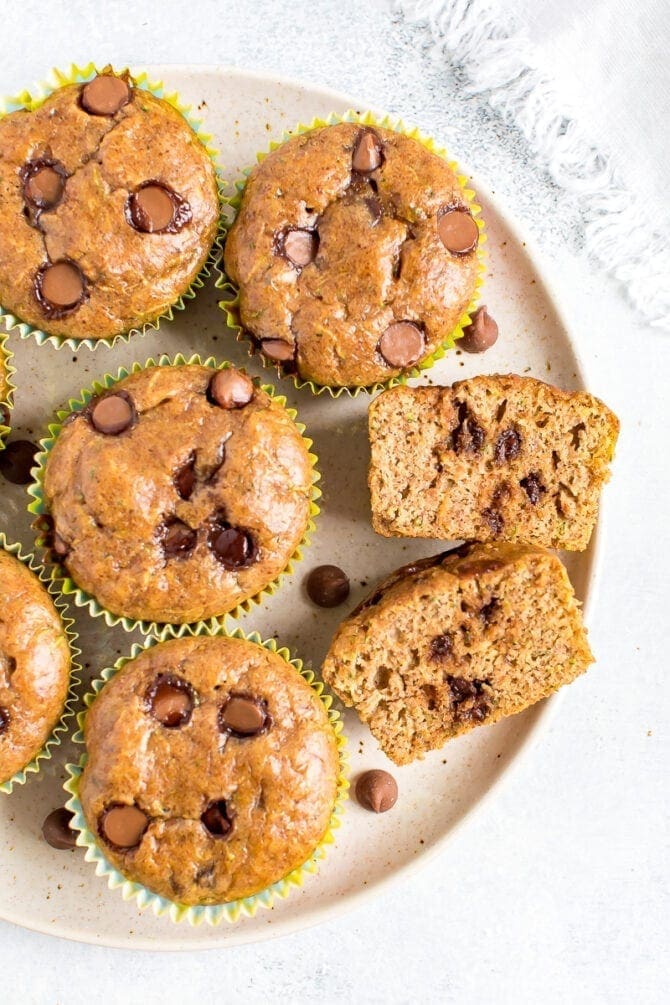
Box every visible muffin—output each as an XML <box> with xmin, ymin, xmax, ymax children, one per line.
<box><xmin>322</xmin><ymin>542</ymin><xmax>594</xmax><ymax>764</ymax></box>
<box><xmin>39</xmin><ymin>362</ymin><xmax>315</xmax><ymax>624</ymax></box>
<box><xmin>78</xmin><ymin>635</ymin><xmax>340</xmax><ymax>906</ymax></box>
<box><xmin>0</xmin><ymin>69</ymin><xmax>219</xmax><ymax>342</ymax></box>
<box><xmin>223</xmin><ymin>120</ymin><xmax>481</xmax><ymax>389</ymax></box>
<box><xmin>368</xmin><ymin>376</ymin><xmax>619</xmax><ymax>550</ymax></box>
<box><xmin>0</xmin><ymin>548</ymin><xmax>72</xmax><ymax>785</ymax></box>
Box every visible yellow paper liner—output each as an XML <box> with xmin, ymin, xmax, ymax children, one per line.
<box><xmin>0</xmin><ymin>63</ymin><xmax>227</xmax><ymax>352</ymax></box>
<box><xmin>0</xmin><ymin>331</ymin><xmax>17</xmax><ymax>448</ymax></box>
<box><xmin>215</xmin><ymin>109</ymin><xmax>487</xmax><ymax>397</ymax></box>
<box><xmin>0</xmin><ymin>533</ymin><xmax>81</xmax><ymax>794</ymax></box>
<box><xmin>27</xmin><ymin>354</ymin><xmax>321</xmax><ymax>636</ymax></box>
<box><xmin>63</xmin><ymin>624</ymin><xmax>348</xmax><ymax>925</ymax></box>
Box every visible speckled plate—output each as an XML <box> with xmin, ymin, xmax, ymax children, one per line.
<box><xmin>0</xmin><ymin>67</ymin><xmax>602</xmax><ymax>950</ymax></box>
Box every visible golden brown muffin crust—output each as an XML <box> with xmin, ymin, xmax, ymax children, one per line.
<box><xmin>42</xmin><ymin>364</ymin><xmax>314</xmax><ymax>624</ymax></box>
<box><xmin>0</xmin><ymin>550</ymin><xmax>71</xmax><ymax>783</ymax></box>
<box><xmin>0</xmin><ymin>73</ymin><xmax>219</xmax><ymax>340</ymax></box>
<box><xmin>224</xmin><ymin>122</ymin><xmax>479</xmax><ymax>387</ymax></box>
<box><xmin>80</xmin><ymin>636</ymin><xmax>340</xmax><ymax>905</ymax></box>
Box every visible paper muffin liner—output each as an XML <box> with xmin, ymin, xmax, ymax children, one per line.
<box><xmin>0</xmin><ymin>63</ymin><xmax>227</xmax><ymax>352</ymax></box>
<box><xmin>216</xmin><ymin>109</ymin><xmax>487</xmax><ymax>398</ymax></box>
<box><xmin>0</xmin><ymin>533</ymin><xmax>81</xmax><ymax>795</ymax></box>
<box><xmin>27</xmin><ymin>353</ymin><xmax>321</xmax><ymax>636</ymax></box>
<box><xmin>63</xmin><ymin>623</ymin><xmax>348</xmax><ymax>925</ymax></box>
<box><xmin>0</xmin><ymin>331</ymin><xmax>17</xmax><ymax>449</ymax></box>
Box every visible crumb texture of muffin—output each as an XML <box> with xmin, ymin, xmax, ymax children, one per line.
<box><xmin>322</xmin><ymin>542</ymin><xmax>594</xmax><ymax>765</ymax></box>
<box><xmin>79</xmin><ymin>635</ymin><xmax>340</xmax><ymax>906</ymax></box>
<box><xmin>0</xmin><ymin>550</ymin><xmax>71</xmax><ymax>783</ymax></box>
<box><xmin>42</xmin><ymin>364</ymin><xmax>314</xmax><ymax>624</ymax></box>
<box><xmin>224</xmin><ymin>122</ymin><xmax>480</xmax><ymax>388</ymax></box>
<box><xmin>0</xmin><ymin>72</ymin><xmax>219</xmax><ymax>340</ymax></box>
<box><xmin>369</xmin><ymin>375</ymin><xmax>619</xmax><ymax>550</ymax></box>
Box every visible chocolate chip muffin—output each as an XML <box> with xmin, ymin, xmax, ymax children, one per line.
<box><xmin>40</xmin><ymin>362</ymin><xmax>315</xmax><ymax>624</ymax></box>
<box><xmin>0</xmin><ymin>548</ymin><xmax>72</xmax><ymax>784</ymax></box>
<box><xmin>78</xmin><ymin>635</ymin><xmax>340</xmax><ymax>906</ymax></box>
<box><xmin>223</xmin><ymin>121</ymin><xmax>481</xmax><ymax>389</ymax></box>
<box><xmin>0</xmin><ymin>70</ymin><xmax>219</xmax><ymax>342</ymax></box>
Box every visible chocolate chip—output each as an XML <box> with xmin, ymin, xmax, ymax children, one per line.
<box><xmin>260</xmin><ymin>338</ymin><xmax>295</xmax><ymax>363</ymax></box>
<box><xmin>480</xmin><ymin>598</ymin><xmax>499</xmax><ymax>624</ymax></box>
<box><xmin>100</xmin><ymin>804</ymin><xmax>148</xmax><ymax>849</ymax></box>
<box><xmin>460</xmin><ymin>306</ymin><xmax>499</xmax><ymax>353</ymax></box>
<box><xmin>0</xmin><ymin>706</ymin><xmax>10</xmax><ymax>735</ymax></box>
<box><xmin>451</xmin><ymin>401</ymin><xmax>485</xmax><ymax>454</ymax></box>
<box><xmin>279</xmin><ymin>228</ymin><xmax>319</xmax><ymax>269</ymax></box>
<box><xmin>352</xmin><ymin>129</ymin><xmax>383</xmax><ymax>173</ymax></box>
<box><xmin>520</xmin><ymin>472</ymin><xmax>546</xmax><ymax>505</ymax></box>
<box><xmin>306</xmin><ymin>565</ymin><xmax>350</xmax><ymax>608</ymax></box>
<box><xmin>0</xmin><ymin>439</ymin><xmax>38</xmax><ymax>485</ymax></box>
<box><xmin>446</xmin><ymin>675</ymin><xmax>490</xmax><ymax>723</ymax></box>
<box><xmin>42</xmin><ymin>808</ymin><xmax>77</xmax><ymax>850</ymax></box>
<box><xmin>21</xmin><ymin>159</ymin><xmax>67</xmax><ymax>212</ymax></box>
<box><xmin>209</xmin><ymin>521</ymin><xmax>255</xmax><ymax>570</ymax></box>
<box><xmin>482</xmin><ymin>508</ymin><xmax>504</xmax><ymax>536</ymax></box>
<box><xmin>126</xmin><ymin>182</ymin><xmax>191</xmax><ymax>234</ymax></box>
<box><xmin>90</xmin><ymin>393</ymin><xmax>135</xmax><ymax>435</ymax></box>
<box><xmin>437</xmin><ymin>206</ymin><xmax>479</xmax><ymax>254</ymax></box>
<box><xmin>146</xmin><ymin>674</ymin><xmax>195</xmax><ymax>728</ymax></box>
<box><xmin>355</xmin><ymin>770</ymin><xmax>398</xmax><ymax>813</ymax></box>
<box><xmin>378</xmin><ymin>321</ymin><xmax>425</xmax><ymax>368</ymax></box>
<box><xmin>208</xmin><ymin>369</ymin><xmax>254</xmax><ymax>409</ymax></box>
<box><xmin>429</xmin><ymin>633</ymin><xmax>454</xmax><ymax>660</ymax></box>
<box><xmin>495</xmin><ymin>428</ymin><xmax>522</xmax><ymax>464</ymax></box>
<box><xmin>162</xmin><ymin>519</ymin><xmax>197</xmax><ymax>558</ymax></box>
<box><xmin>201</xmin><ymin>799</ymin><xmax>235</xmax><ymax>839</ymax></box>
<box><xmin>81</xmin><ymin>75</ymin><xmax>130</xmax><ymax>116</ymax></box>
<box><xmin>174</xmin><ymin>454</ymin><xmax>197</xmax><ymax>500</ymax></box>
<box><xmin>364</xmin><ymin>195</ymin><xmax>383</xmax><ymax>224</ymax></box>
<box><xmin>35</xmin><ymin>261</ymin><xmax>86</xmax><ymax>317</ymax></box>
<box><xmin>219</xmin><ymin>693</ymin><xmax>270</xmax><ymax>738</ymax></box>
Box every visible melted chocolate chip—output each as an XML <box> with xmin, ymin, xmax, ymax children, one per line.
<box><xmin>495</xmin><ymin>428</ymin><xmax>522</xmax><ymax>464</ymax></box>
<box><xmin>480</xmin><ymin>597</ymin><xmax>499</xmax><ymax>624</ymax></box>
<box><xmin>174</xmin><ymin>454</ymin><xmax>197</xmax><ymax>500</ymax></box>
<box><xmin>482</xmin><ymin>508</ymin><xmax>504</xmax><ymax>536</ymax></box>
<box><xmin>100</xmin><ymin>804</ymin><xmax>148</xmax><ymax>849</ymax></box>
<box><xmin>35</xmin><ymin>261</ymin><xmax>87</xmax><ymax>317</ymax></box>
<box><xmin>520</xmin><ymin>472</ymin><xmax>546</xmax><ymax>505</ymax></box>
<box><xmin>364</xmin><ymin>195</ymin><xmax>383</xmax><ymax>224</ymax></box>
<box><xmin>90</xmin><ymin>393</ymin><xmax>136</xmax><ymax>435</ymax></box>
<box><xmin>277</xmin><ymin>227</ymin><xmax>319</xmax><ymax>269</ymax></box>
<box><xmin>446</xmin><ymin>675</ymin><xmax>490</xmax><ymax>722</ymax></box>
<box><xmin>460</xmin><ymin>306</ymin><xmax>499</xmax><ymax>353</ymax></box>
<box><xmin>437</xmin><ymin>206</ymin><xmax>479</xmax><ymax>254</ymax></box>
<box><xmin>0</xmin><ymin>706</ymin><xmax>10</xmax><ymax>735</ymax></box>
<box><xmin>162</xmin><ymin>519</ymin><xmax>197</xmax><ymax>558</ymax></box>
<box><xmin>201</xmin><ymin>799</ymin><xmax>235</xmax><ymax>839</ymax></box>
<box><xmin>219</xmin><ymin>693</ymin><xmax>270</xmax><ymax>738</ymax></box>
<box><xmin>42</xmin><ymin>808</ymin><xmax>77</xmax><ymax>850</ymax></box>
<box><xmin>355</xmin><ymin>770</ymin><xmax>398</xmax><ymax>813</ymax></box>
<box><xmin>306</xmin><ymin>565</ymin><xmax>350</xmax><ymax>608</ymax></box>
<box><xmin>429</xmin><ymin>633</ymin><xmax>454</xmax><ymax>661</ymax></box>
<box><xmin>81</xmin><ymin>75</ymin><xmax>130</xmax><ymax>116</ymax></box>
<box><xmin>260</xmin><ymin>338</ymin><xmax>295</xmax><ymax>364</ymax></box>
<box><xmin>378</xmin><ymin>321</ymin><xmax>425</xmax><ymax>368</ymax></box>
<box><xmin>352</xmin><ymin>129</ymin><xmax>384</xmax><ymax>173</ymax></box>
<box><xmin>126</xmin><ymin>182</ymin><xmax>192</xmax><ymax>234</ymax></box>
<box><xmin>208</xmin><ymin>369</ymin><xmax>254</xmax><ymax>409</ymax></box>
<box><xmin>451</xmin><ymin>401</ymin><xmax>485</xmax><ymax>454</ymax></box>
<box><xmin>0</xmin><ymin>439</ymin><xmax>39</xmax><ymax>485</ymax></box>
<box><xmin>146</xmin><ymin>674</ymin><xmax>195</xmax><ymax>728</ymax></box>
<box><xmin>21</xmin><ymin>158</ymin><xmax>67</xmax><ymax>214</ymax></box>
<box><xmin>209</xmin><ymin>520</ymin><xmax>255</xmax><ymax>569</ymax></box>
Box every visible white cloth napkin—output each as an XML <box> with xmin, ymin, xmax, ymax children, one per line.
<box><xmin>397</xmin><ymin>0</ymin><xmax>670</xmax><ymax>330</ymax></box>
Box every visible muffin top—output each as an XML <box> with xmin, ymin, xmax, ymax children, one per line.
<box><xmin>224</xmin><ymin>122</ymin><xmax>481</xmax><ymax>388</ymax></box>
<box><xmin>42</xmin><ymin>364</ymin><xmax>314</xmax><ymax>624</ymax></box>
<box><xmin>79</xmin><ymin>635</ymin><xmax>340</xmax><ymax>906</ymax></box>
<box><xmin>0</xmin><ymin>549</ymin><xmax>71</xmax><ymax>784</ymax></box>
<box><xmin>0</xmin><ymin>71</ymin><xmax>219</xmax><ymax>341</ymax></box>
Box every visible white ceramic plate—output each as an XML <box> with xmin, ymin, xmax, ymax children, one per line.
<box><xmin>0</xmin><ymin>67</ymin><xmax>600</xmax><ymax>949</ymax></box>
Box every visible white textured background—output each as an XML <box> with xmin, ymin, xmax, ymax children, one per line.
<box><xmin>0</xmin><ymin>1</ymin><xmax>667</xmax><ymax>1002</ymax></box>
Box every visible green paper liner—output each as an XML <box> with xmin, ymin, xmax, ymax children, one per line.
<box><xmin>27</xmin><ymin>353</ymin><xmax>321</xmax><ymax>635</ymax></box>
<box><xmin>0</xmin><ymin>62</ymin><xmax>227</xmax><ymax>352</ymax></box>
<box><xmin>0</xmin><ymin>533</ymin><xmax>81</xmax><ymax>794</ymax></box>
<box><xmin>215</xmin><ymin>109</ymin><xmax>487</xmax><ymax>397</ymax></box>
<box><xmin>0</xmin><ymin>331</ymin><xmax>17</xmax><ymax>448</ymax></box>
<box><xmin>63</xmin><ymin>624</ymin><xmax>348</xmax><ymax>925</ymax></box>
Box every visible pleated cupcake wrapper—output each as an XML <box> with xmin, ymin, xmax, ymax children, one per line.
<box><xmin>27</xmin><ymin>353</ymin><xmax>321</xmax><ymax>636</ymax></box>
<box><xmin>0</xmin><ymin>331</ymin><xmax>17</xmax><ymax>448</ymax></box>
<box><xmin>0</xmin><ymin>533</ymin><xmax>81</xmax><ymax>794</ymax></box>
<box><xmin>215</xmin><ymin>109</ymin><xmax>487</xmax><ymax>398</ymax></box>
<box><xmin>0</xmin><ymin>63</ymin><xmax>227</xmax><ymax>352</ymax></box>
<box><xmin>63</xmin><ymin>623</ymin><xmax>348</xmax><ymax>925</ymax></box>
